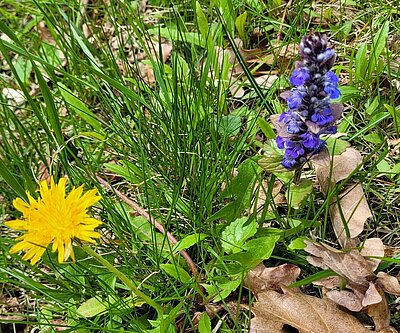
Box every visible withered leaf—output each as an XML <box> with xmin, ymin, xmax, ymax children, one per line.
<box><xmin>312</xmin><ymin>147</ymin><xmax>363</xmax><ymax>194</ymax></box>
<box><xmin>376</xmin><ymin>272</ymin><xmax>400</xmax><ymax>295</ymax></box>
<box><xmin>250</xmin><ymin>288</ymin><xmax>371</xmax><ymax>333</ymax></box>
<box><xmin>330</xmin><ymin>184</ymin><xmax>372</xmax><ymax>245</ymax></box>
<box><xmin>244</xmin><ymin>263</ymin><xmax>300</xmax><ymax>294</ymax></box>
<box><xmin>360</xmin><ymin>238</ymin><xmax>385</xmax><ymax>271</ymax></box>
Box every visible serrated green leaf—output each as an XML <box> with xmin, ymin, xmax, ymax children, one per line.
<box><xmin>173</xmin><ymin>233</ymin><xmax>207</xmax><ymax>252</ymax></box>
<box><xmin>160</xmin><ymin>264</ymin><xmax>191</xmax><ymax>283</ymax></box>
<box><xmin>286</xmin><ymin>179</ymin><xmax>313</xmax><ymax>209</ymax></box>
<box><xmin>77</xmin><ymin>297</ymin><xmax>107</xmax><ymax>318</ymax></box>
<box><xmin>221</xmin><ymin>217</ymin><xmax>258</xmax><ymax>254</ymax></box>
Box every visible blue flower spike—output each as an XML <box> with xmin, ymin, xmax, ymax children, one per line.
<box><xmin>275</xmin><ymin>33</ymin><xmax>343</xmax><ymax>170</ymax></box>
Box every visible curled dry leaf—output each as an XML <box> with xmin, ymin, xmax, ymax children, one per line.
<box><xmin>311</xmin><ymin>148</ymin><xmax>371</xmax><ymax>245</ymax></box>
<box><xmin>312</xmin><ymin>147</ymin><xmax>362</xmax><ymax>193</ymax></box>
<box><xmin>305</xmin><ymin>240</ymin><xmax>399</xmax><ymax>332</ymax></box>
<box><xmin>244</xmin><ymin>263</ymin><xmax>300</xmax><ymax>294</ymax></box>
<box><xmin>250</xmin><ymin>287</ymin><xmax>371</xmax><ymax>333</ymax></box>
<box><xmin>330</xmin><ymin>183</ymin><xmax>373</xmax><ymax>246</ymax></box>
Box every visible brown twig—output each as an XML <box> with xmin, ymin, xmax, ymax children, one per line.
<box><xmin>96</xmin><ymin>175</ymin><xmax>203</xmax><ymax>293</ymax></box>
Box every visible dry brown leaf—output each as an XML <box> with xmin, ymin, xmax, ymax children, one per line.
<box><xmin>366</xmin><ymin>287</ymin><xmax>391</xmax><ymax>332</ymax></box>
<box><xmin>326</xmin><ymin>289</ymin><xmax>363</xmax><ymax>311</ymax></box>
<box><xmin>250</xmin><ymin>288</ymin><xmax>371</xmax><ymax>333</ymax></box>
<box><xmin>244</xmin><ymin>263</ymin><xmax>300</xmax><ymax>294</ymax></box>
<box><xmin>330</xmin><ymin>183</ymin><xmax>372</xmax><ymax>245</ymax></box>
<box><xmin>361</xmin><ymin>238</ymin><xmax>385</xmax><ymax>271</ymax></box>
<box><xmin>305</xmin><ymin>241</ymin><xmax>373</xmax><ymax>283</ymax></box>
<box><xmin>376</xmin><ymin>272</ymin><xmax>400</xmax><ymax>295</ymax></box>
<box><xmin>312</xmin><ymin>147</ymin><xmax>363</xmax><ymax>193</ymax></box>
<box><xmin>305</xmin><ymin>240</ymin><xmax>399</xmax><ymax>332</ymax></box>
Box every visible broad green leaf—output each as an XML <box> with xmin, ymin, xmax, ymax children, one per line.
<box><xmin>222</xmin><ymin>252</ymin><xmax>262</xmax><ymax>272</ymax></box>
<box><xmin>325</xmin><ymin>137</ymin><xmax>350</xmax><ymax>156</ymax></box>
<box><xmin>365</xmin><ymin>96</ymin><xmax>380</xmax><ymax>116</ymax></box>
<box><xmin>288</xmin><ymin>237</ymin><xmax>307</xmax><ymax>250</ymax></box>
<box><xmin>147</xmin><ymin>28</ymin><xmax>205</xmax><ymax>47</ymax></box>
<box><xmin>196</xmin><ymin>2</ymin><xmax>209</xmax><ymax>38</ymax></box>
<box><xmin>198</xmin><ymin>313</ymin><xmax>211</xmax><ymax>333</ymax></box>
<box><xmin>103</xmin><ymin>163</ymin><xmax>142</xmax><ymax>184</ymax></box>
<box><xmin>58</xmin><ymin>83</ymin><xmax>102</xmax><ymax>131</ymax></box>
<box><xmin>257</xmin><ymin>118</ymin><xmax>276</xmax><ymax>139</ymax></box>
<box><xmin>364</xmin><ymin>133</ymin><xmax>383</xmax><ymax>144</ymax></box>
<box><xmin>204</xmin><ymin>278</ymin><xmax>242</xmax><ymax>302</ymax></box>
<box><xmin>368</xmin><ymin>21</ymin><xmax>389</xmax><ymax>77</ymax></box>
<box><xmin>77</xmin><ymin>297</ymin><xmax>107</xmax><ymax>318</ymax></box>
<box><xmin>377</xmin><ymin>159</ymin><xmax>391</xmax><ymax>173</ymax></box>
<box><xmin>243</xmin><ymin>236</ymin><xmax>279</xmax><ymax>259</ymax></box>
<box><xmin>218</xmin><ymin>114</ymin><xmax>241</xmax><ymax>136</ymax></box>
<box><xmin>286</xmin><ymin>179</ymin><xmax>313</xmax><ymax>209</ymax></box>
<box><xmin>173</xmin><ymin>233</ymin><xmax>207</xmax><ymax>252</ymax></box>
<box><xmin>384</xmin><ymin>104</ymin><xmax>400</xmax><ymax>132</ymax></box>
<box><xmin>235</xmin><ymin>11</ymin><xmax>247</xmax><ymax>42</ymax></box>
<box><xmin>221</xmin><ymin>217</ymin><xmax>258</xmax><ymax>254</ymax></box>
<box><xmin>160</xmin><ymin>264</ymin><xmax>191</xmax><ymax>283</ymax></box>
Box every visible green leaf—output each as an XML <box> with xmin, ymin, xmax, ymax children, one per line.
<box><xmin>147</xmin><ymin>28</ymin><xmax>205</xmax><ymax>47</ymax></box>
<box><xmin>204</xmin><ymin>278</ymin><xmax>242</xmax><ymax>302</ymax></box>
<box><xmin>77</xmin><ymin>297</ymin><xmax>107</xmax><ymax>318</ymax></box>
<box><xmin>325</xmin><ymin>137</ymin><xmax>350</xmax><ymax>156</ymax></box>
<box><xmin>377</xmin><ymin>159</ymin><xmax>391</xmax><ymax>173</ymax></box>
<box><xmin>160</xmin><ymin>264</ymin><xmax>191</xmax><ymax>284</ymax></box>
<box><xmin>355</xmin><ymin>43</ymin><xmax>367</xmax><ymax>80</ymax></box>
<box><xmin>198</xmin><ymin>313</ymin><xmax>211</xmax><ymax>333</ymax></box>
<box><xmin>221</xmin><ymin>217</ymin><xmax>258</xmax><ymax>254</ymax></box>
<box><xmin>196</xmin><ymin>2</ymin><xmax>209</xmax><ymax>38</ymax></box>
<box><xmin>58</xmin><ymin>83</ymin><xmax>102</xmax><ymax>131</ymax></box>
<box><xmin>364</xmin><ymin>133</ymin><xmax>383</xmax><ymax>144</ymax></box>
<box><xmin>286</xmin><ymin>179</ymin><xmax>313</xmax><ymax>209</ymax></box>
<box><xmin>235</xmin><ymin>11</ymin><xmax>247</xmax><ymax>42</ymax></box>
<box><xmin>173</xmin><ymin>233</ymin><xmax>207</xmax><ymax>252</ymax></box>
<box><xmin>365</xmin><ymin>96</ymin><xmax>380</xmax><ymax>116</ymax></box>
<box><xmin>368</xmin><ymin>21</ymin><xmax>389</xmax><ymax>77</ymax></box>
<box><xmin>218</xmin><ymin>114</ymin><xmax>241</xmax><ymax>136</ymax></box>
<box><xmin>288</xmin><ymin>237</ymin><xmax>307</xmax><ymax>250</ymax></box>
<box><xmin>384</xmin><ymin>104</ymin><xmax>400</xmax><ymax>132</ymax></box>
<box><xmin>257</xmin><ymin>118</ymin><xmax>276</xmax><ymax>139</ymax></box>
<box><xmin>103</xmin><ymin>163</ymin><xmax>142</xmax><ymax>184</ymax></box>
<box><xmin>243</xmin><ymin>236</ymin><xmax>279</xmax><ymax>259</ymax></box>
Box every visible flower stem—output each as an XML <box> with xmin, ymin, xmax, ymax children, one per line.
<box><xmin>82</xmin><ymin>245</ymin><xmax>164</xmax><ymax>316</ymax></box>
<box><xmin>294</xmin><ymin>168</ymin><xmax>302</xmax><ymax>185</ymax></box>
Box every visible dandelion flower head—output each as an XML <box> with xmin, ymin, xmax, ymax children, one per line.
<box><xmin>6</xmin><ymin>177</ymin><xmax>101</xmax><ymax>265</ymax></box>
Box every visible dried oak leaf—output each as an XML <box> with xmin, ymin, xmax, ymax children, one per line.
<box><xmin>250</xmin><ymin>287</ymin><xmax>371</xmax><ymax>333</ymax></box>
<box><xmin>244</xmin><ymin>263</ymin><xmax>300</xmax><ymax>294</ymax></box>
<box><xmin>330</xmin><ymin>184</ymin><xmax>373</xmax><ymax>246</ymax></box>
<box><xmin>311</xmin><ymin>148</ymin><xmax>371</xmax><ymax>245</ymax></box>
<box><xmin>305</xmin><ymin>240</ymin><xmax>399</xmax><ymax>332</ymax></box>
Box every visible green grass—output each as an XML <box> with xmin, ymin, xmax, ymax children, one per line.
<box><xmin>1</xmin><ymin>0</ymin><xmax>400</xmax><ymax>331</ymax></box>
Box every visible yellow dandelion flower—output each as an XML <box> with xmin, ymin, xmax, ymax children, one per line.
<box><xmin>6</xmin><ymin>177</ymin><xmax>102</xmax><ymax>265</ymax></box>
